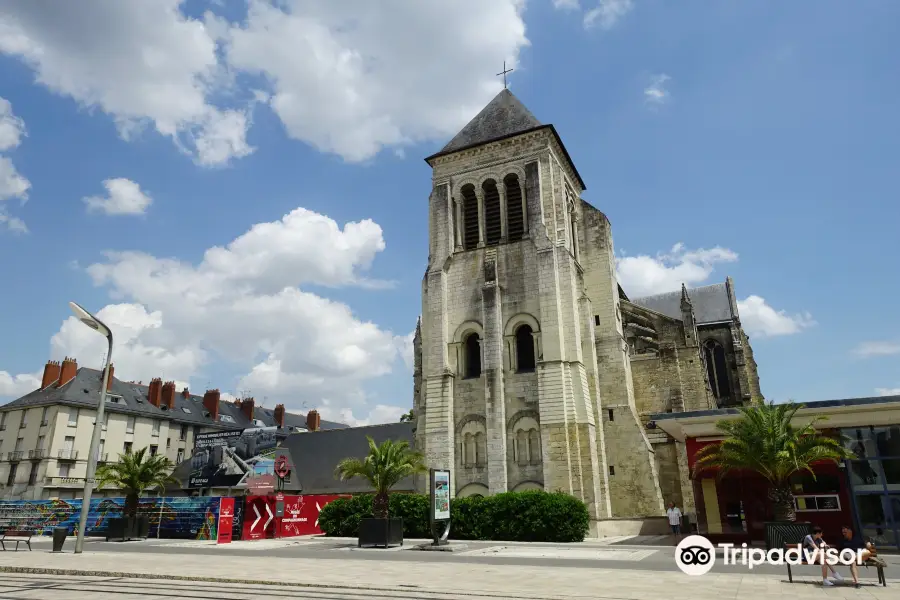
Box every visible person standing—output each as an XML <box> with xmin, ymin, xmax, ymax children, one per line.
<box><xmin>667</xmin><ymin>501</ymin><xmax>683</xmax><ymax>542</ymax></box>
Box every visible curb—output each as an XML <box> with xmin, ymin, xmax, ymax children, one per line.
<box><xmin>0</xmin><ymin>566</ymin><xmax>591</xmax><ymax>600</ymax></box>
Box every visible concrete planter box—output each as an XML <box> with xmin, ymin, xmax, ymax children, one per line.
<box><xmin>358</xmin><ymin>518</ymin><xmax>404</xmax><ymax>548</ymax></box>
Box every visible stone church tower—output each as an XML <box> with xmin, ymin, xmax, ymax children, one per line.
<box><xmin>411</xmin><ymin>89</ymin><xmax>761</xmax><ymax>522</ymax></box>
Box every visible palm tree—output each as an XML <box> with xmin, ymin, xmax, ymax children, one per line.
<box><xmin>335</xmin><ymin>436</ymin><xmax>427</xmax><ymax>519</ymax></box>
<box><xmin>399</xmin><ymin>409</ymin><xmax>414</xmax><ymax>422</ymax></box>
<box><xmin>95</xmin><ymin>447</ymin><xmax>178</xmax><ymax>517</ymax></box>
<box><xmin>693</xmin><ymin>400</ymin><xmax>854</xmax><ymax>522</ymax></box>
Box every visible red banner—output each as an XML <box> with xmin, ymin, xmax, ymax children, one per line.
<box><xmin>277</xmin><ymin>494</ymin><xmax>350</xmax><ymax>538</ymax></box>
<box><xmin>242</xmin><ymin>495</ymin><xmax>276</xmax><ymax>540</ymax></box>
<box><xmin>217</xmin><ymin>497</ymin><xmax>235</xmax><ymax>544</ymax></box>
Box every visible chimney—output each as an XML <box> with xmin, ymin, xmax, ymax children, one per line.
<box><xmin>273</xmin><ymin>404</ymin><xmax>286</xmax><ymax>429</ymax></box>
<box><xmin>306</xmin><ymin>409</ymin><xmax>321</xmax><ymax>432</ymax></box>
<box><xmin>202</xmin><ymin>389</ymin><xmax>220</xmax><ymax>421</ymax></box>
<box><xmin>148</xmin><ymin>378</ymin><xmax>163</xmax><ymax>407</ymax></box>
<box><xmin>240</xmin><ymin>397</ymin><xmax>255</xmax><ymax>422</ymax></box>
<box><xmin>41</xmin><ymin>360</ymin><xmax>61</xmax><ymax>389</ymax></box>
<box><xmin>182</xmin><ymin>387</ymin><xmax>190</xmax><ymax>399</ymax></box>
<box><xmin>161</xmin><ymin>381</ymin><xmax>176</xmax><ymax>410</ymax></box>
<box><xmin>104</xmin><ymin>364</ymin><xmax>115</xmax><ymax>391</ymax></box>
<box><xmin>58</xmin><ymin>357</ymin><xmax>78</xmax><ymax>387</ymax></box>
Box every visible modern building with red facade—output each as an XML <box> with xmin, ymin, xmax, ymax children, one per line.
<box><xmin>650</xmin><ymin>394</ymin><xmax>900</xmax><ymax>548</ymax></box>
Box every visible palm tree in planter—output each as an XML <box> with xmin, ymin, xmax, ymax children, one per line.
<box><xmin>335</xmin><ymin>436</ymin><xmax>427</xmax><ymax>548</ymax></box>
<box><xmin>95</xmin><ymin>447</ymin><xmax>178</xmax><ymax>540</ymax></box>
<box><xmin>693</xmin><ymin>400</ymin><xmax>853</xmax><ymax>532</ymax></box>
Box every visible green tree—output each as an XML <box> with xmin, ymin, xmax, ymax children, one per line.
<box><xmin>693</xmin><ymin>400</ymin><xmax>854</xmax><ymax>522</ymax></box>
<box><xmin>335</xmin><ymin>436</ymin><xmax>427</xmax><ymax>519</ymax></box>
<box><xmin>399</xmin><ymin>409</ymin><xmax>414</xmax><ymax>422</ymax></box>
<box><xmin>95</xmin><ymin>447</ymin><xmax>178</xmax><ymax>516</ymax></box>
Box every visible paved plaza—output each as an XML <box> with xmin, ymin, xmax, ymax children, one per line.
<box><xmin>1</xmin><ymin>536</ymin><xmax>900</xmax><ymax>598</ymax></box>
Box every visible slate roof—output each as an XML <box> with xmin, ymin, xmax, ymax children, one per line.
<box><xmin>0</xmin><ymin>367</ymin><xmax>348</xmax><ymax>433</ymax></box>
<box><xmin>631</xmin><ymin>282</ymin><xmax>735</xmax><ymax>325</ymax></box>
<box><xmin>424</xmin><ymin>89</ymin><xmax>587</xmax><ymax>189</ymax></box>
<box><xmin>279</xmin><ymin>422</ymin><xmax>417</xmax><ymax>495</ymax></box>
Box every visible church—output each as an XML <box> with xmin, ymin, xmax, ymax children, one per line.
<box><xmin>410</xmin><ymin>88</ymin><xmax>762</xmax><ymax>526</ymax></box>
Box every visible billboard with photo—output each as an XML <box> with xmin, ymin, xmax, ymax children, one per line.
<box><xmin>188</xmin><ymin>426</ymin><xmax>278</xmax><ymax>488</ymax></box>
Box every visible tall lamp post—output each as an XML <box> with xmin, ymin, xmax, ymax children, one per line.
<box><xmin>69</xmin><ymin>301</ymin><xmax>113</xmax><ymax>554</ymax></box>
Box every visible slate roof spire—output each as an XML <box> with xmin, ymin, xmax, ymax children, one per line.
<box><xmin>429</xmin><ymin>89</ymin><xmax>543</xmax><ymax>159</ymax></box>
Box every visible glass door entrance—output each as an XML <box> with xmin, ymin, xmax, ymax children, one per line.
<box><xmin>844</xmin><ymin>425</ymin><xmax>900</xmax><ymax>550</ymax></box>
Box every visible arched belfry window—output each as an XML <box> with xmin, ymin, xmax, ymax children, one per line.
<box><xmin>482</xmin><ymin>179</ymin><xmax>501</xmax><ymax>246</ymax></box>
<box><xmin>515</xmin><ymin>325</ymin><xmax>535</xmax><ymax>372</ymax></box>
<box><xmin>704</xmin><ymin>340</ymin><xmax>731</xmax><ymax>403</ymax></box>
<box><xmin>461</xmin><ymin>184</ymin><xmax>479</xmax><ymax>251</ymax></box>
<box><xmin>464</xmin><ymin>333</ymin><xmax>482</xmax><ymax>379</ymax></box>
<box><xmin>504</xmin><ymin>174</ymin><xmax>525</xmax><ymax>241</ymax></box>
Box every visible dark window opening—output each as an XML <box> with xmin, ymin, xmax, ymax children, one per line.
<box><xmin>149</xmin><ymin>445</ymin><xmax>158</xmax><ymax>456</ymax></box>
<box><xmin>6</xmin><ymin>463</ymin><xmax>17</xmax><ymax>486</ymax></box>
<box><xmin>704</xmin><ymin>340</ymin><xmax>732</xmax><ymax>404</ymax></box>
<box><xmin>482</xmin><ymin>180</ymin><xmax>501</xmax><ymax>246</ymax></box>
<box><xmin>505</xmin><ymin>174</ymin><xmax>525</xmax><ymax>241</ymax></box>
<box><xmin>464</xmin><ymin>333</ymin><xmax>482</xmax><ymax>379</ymax></box>
<box><xmin>607</xmin><ymin>409</ymin><xmax>614</xmax><ymax>422</ymax></box>
<box><xmin>608</xmin><ymin>465</ymin><xmax>615</xmax><ymax>476</ymax></box>
<box><xmin>461</xmin><ymin>184</ymin><xmax>479</xmax><ymax>251</ymax></box>
<box><xmin>594</xmin><ymin>315</ymin><xmax>600</xmax><ymax>326</ymax></box>
<box><xmin>515</xmin><ymin>325</ymin><xmax>536</xmax><ymax>372</ymax></box>
<box><xmin>28</xmin><ymin>462</ymin><xmax>39</xmax><ymax>486</ymax></box>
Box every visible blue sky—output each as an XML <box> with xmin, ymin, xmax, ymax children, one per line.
<box><xmin>0</xmin><ymin>0</ymin><xmax>898</xmax><ymax>424</ymax></box>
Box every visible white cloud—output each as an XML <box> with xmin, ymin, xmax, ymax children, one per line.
<box><xmin>83</xmin><ymin>178</ymin><xmax>153</xmax><ymax>216</ymax></box>
<box><xmin>644</xmin><ymin>74</ymin><xmax>671</xmax><ymax>105</ymax></box>
<box><xmin>0</xmin><ymin>96</ymin><xmax>29</xmax><ymax>232</ymax></box>
<box><xmin>0</xmin><ymin>370</ymin><xmax>40</xmax><ymax>398</ymax></box>
<box><xmin>876</xmin><ymin>388</ymin><xmax>900</xmax><ymax>397</ymax></box>
<box><xmin>584</xmin><ymin>0</ymin><xmax>634</xmax><ymax>30</ymax></box>
<box><xmin>0</xmin><ymin>205</ymin><xmax>409</xmax><ymax>424</ymax></box>
<box><xmin>0</xmin><ymin>1</ymin><xmax>253</xmax><ymax>167</ymax></box>
<box><xmin>736</xmin><ymin>295</ymin><xmax>815</xmax><ymax>338</ymax></box>
<box><xmin>617</xmin><ymin>243</ymin><xmax>738</xmax><ymax>298</ymax></box>
<box><xmin>396</xmin><ymin>329</ymin><xmax>416</xmax><ymax>371</ymax></box>
<box><xmin>553</xmin><ymin>0</ymin><xmax>581</xmax><ymax>10</ymax></box>
<box><xmin>853</xmin><ymin>341</ymin><xmax>900</xmax><ymax>358</ymax></box>
<box><xmin>221</xmin><ymin>0</ymin><xmax>530</xmax><ymax>162</ymax></box>
<box><xmin>0</xmin><ymin>96</ymin><xmax>26</xmax><ymax>151</ymax></box>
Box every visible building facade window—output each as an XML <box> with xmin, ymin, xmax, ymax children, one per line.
<box><xmin>151</xmin><ymin>420</ymin><xmax>160</xmax><ymax>436</ymax></box>
<box><xmin>461</xmin><ymin>184</ymin><xmax>479</xmax><ymax>250</ymax></box>
<box><xmin>515</xmin><ymin>325</ymin><xmax>536</xmax><ymax>372</ymax></box>
<box><xmin>180</xmin><ymin>424</ymin><xmax>188</xmax><ymax>441</ymax></box>
<box><xmin>58</xmin><ymin>463</ymin><xmax>70</xmax><ymax>477</ymax></box>
<box><xmin>176</xmin><ymin>449</ymin><xmax>184</xmax><ymax>463</ymax></box>
<box><xmin>704</xmin><ymin>340</ymin><xmax>732</xmax><ymax>404</ymax></box>
<box><xmin>124</xmin><ymin>441</ymin><xmax>133</xmax><ymax>454</ymax></box>
<box><xmin>6</xmin><ymin>463</ymin><xmax>17</xmax><ymax>486</ymax></box>
<box><xmin>504</xmin><ymin>174</ymin><xmax>525</xmax><ymax>241</ymax></box>
<box><xmin>40</xmin><ymin>406</ymin><xmax>48</xmax><ymax>425</ymax></box>
<box><xmin>126</xmin><ymin>416</ymin><xmax>135</xmax><ymax>433</ymax></box>
<box><xmin>0</xmin><ymin>412</ymin><xmax>6</xmax><ymax>430</ymax></box>
<box><xmin>149</xmin><ymin>445</ymin><xmax>158</xmax><ymax>456</ymax></box>
<box><xmin>67</xmin><ymin>410</ymin><xmax>78</xmax><ymax>427</ymax></box>
<box><xmin>482</xmin><ymin>179</ymin><xmax>501</xmax><ymax>246</ymax></box>
<box><xmin>463</xmin><ymin>333</ymin><xmax>482</xmax><ymax>379</ymax></box>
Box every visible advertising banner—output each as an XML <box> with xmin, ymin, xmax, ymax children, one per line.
<box><xmin>188</xmin><ymin>426</ymin><xmax>277</xmax><ymax>488</ymax></box>
<box><xmin>217</xmin><ymin>497</ymin><xmax>235</xmax><ymax>544</ymax></box>
<box><xmin>432</xmin><ymin>470</ymin><xmax>451</xmax><ymax>521</ymax></box>
<box><xmin>277</xmin><ymin>495</ymin><xmax>351</xmax><ymax>538</ymax></box>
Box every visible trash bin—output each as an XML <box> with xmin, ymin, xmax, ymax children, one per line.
<box><xmin>52</xmin><ymin>527</ymin><xmax>68</xmax><ymax>552</ymax></box>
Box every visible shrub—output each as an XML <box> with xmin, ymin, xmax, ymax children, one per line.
<box><xmin>318</xmin><ymin>490</ymin><xmax>589</xmax><ymax>543</ymax></box>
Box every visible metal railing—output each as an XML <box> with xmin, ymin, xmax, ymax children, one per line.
<box><xmin>6</xmin><ymin>451</ymin><xmax>23</xmax><ymax>461</ymax></box>
<box><xmin>27</xmin><ymin>449</ymin><xmax>48</xmax><ymax>460</ymax></box>
<box><xmin>57</xmin><ymin>449</ymin><xmax>79</xmax><ymax>460</ymax></box>
<box><xmin>96</xmin><ymin>453</ymin><xmax>109</xmax><ymax>463</ymax></box>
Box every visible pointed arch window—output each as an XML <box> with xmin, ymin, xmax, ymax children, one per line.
<box><xmin>461</xmin><ymin>184</ymin><xmax>479</xmax><ymax>250</ymax></box>
<box><xmin>704</xmin><ymin>340</ymin><xmax>731</xmax><ymax>403</ymax></box>
<box><xmin>464</xmin><ymin>333</ymin><xmax>482</xmax><ymax>379</ymax></box>
<box><xmin>504</xmin><ymin>174</ymin><xmax>525</xmax><ymax>241</ymax></box>
<box><xmin>482</xmin><ymin>179</ymin><xmax>501</xmax><ymax>246</ymax></box>
<box><xmin>515</xmin><ymin>325</ymin><xmax>535</xmax><ymax>372</ymax></box>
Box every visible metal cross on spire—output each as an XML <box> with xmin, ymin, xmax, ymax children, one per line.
<box><xmin>497</xmin><ymin>61</ymin><xmax>514</xmax><ymax>89</ymax></box>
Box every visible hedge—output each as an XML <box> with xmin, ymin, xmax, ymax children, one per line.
<box><xmin>318</xmin><ymin>490</ymin><xmax>590</xmax><ymax>543</ymax></box>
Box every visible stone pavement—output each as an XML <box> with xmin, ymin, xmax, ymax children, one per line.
<box><xmin>1</xmin><ymin>548</ymin><xmax>899</xmax><ymax>599</ymax></box>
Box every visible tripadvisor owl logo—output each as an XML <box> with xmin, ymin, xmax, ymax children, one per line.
<box><xmin>675</xmin><ymin>535</ymin><xmax>716</xmax><ymax>576</ymax></box>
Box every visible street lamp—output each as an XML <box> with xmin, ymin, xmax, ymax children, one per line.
<box><xmin>69</xmin><ymin>302</ymin><xmax>113</xmax><ymax>554</ymax></box>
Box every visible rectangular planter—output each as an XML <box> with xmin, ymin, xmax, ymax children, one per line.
<box><xmin>764</xmin><ymin>521</ymin><xmax>811</xmax><ymax>551</ymax></box>
<box><xmin>358</xmin><ymin>517</ymin><xmax>404</xmax><ymax>548</ymax></box>
<box><xmin>135</xmin><ymin>515</ymin><xmax>150</xmax><ymax>539</ymax></box>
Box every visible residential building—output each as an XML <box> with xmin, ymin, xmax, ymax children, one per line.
<box><xmin>0</xmin><ymin>356</ymin><xmax>346</xmax><ymax>500</ymax></box>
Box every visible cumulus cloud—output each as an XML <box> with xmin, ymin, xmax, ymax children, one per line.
<box><xmin>552</xmin><ymin>0</ymin><xmax>581</xmax><ymax>10</ymax></box>
<box><xmin>617</xmin><ymin>243</ymin><xmax>738</xmax><ymax>298</ymax></box>
<box><xmin>853</xmin><ymin>341</ymin><xmax>900</xmax><ymax>358</ymax></box>
<box><xmin>0</xmin><ymin>370</ymin><xmax>41</xmax><ymax>398</ymax></box>
<box><xmin>0</xmin><ymin>0</ymin><xmax>533</xmax><ymax>165</ymax></box>
<box><xmin>0</xmin><ymin>206</ymin><xmax>410</xmax><ymax>424</ymax></box>
<box><xmin>618</xmin><ymin>242</ymin><xmax>814</xmax><ymax>338</ymax></box>
<box><xmin>83</xmin><ymin>178</ymin><xmax>153</xmax><ymax>216</ymax></box>
<box><xmin>584</xmin><ymin>0</ymin><xmax>634</xmax><ymax>30</ymax></box>
<box><xmin>644</xmin><ymin>74</ymin><xmax>671</xmax><ymax>106</ymax></box>
<box><xmin>876</xmin><ymin>388</ymin><xmax>900</xmax><ymax>397</ymax></box>
<box><xmin>0</xmin><ymin>0</ymin><xmax>253</xmax><ymax>167</ymax></box>
<box><xmin>736</xmin><ymin>296</ymin><xmax>816</xmax><ymax>338</ymax></box>
<box><xmin>0</xmin><ymin>96</ymin><xmax>29</xmax><ymax>232</ymax></box>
